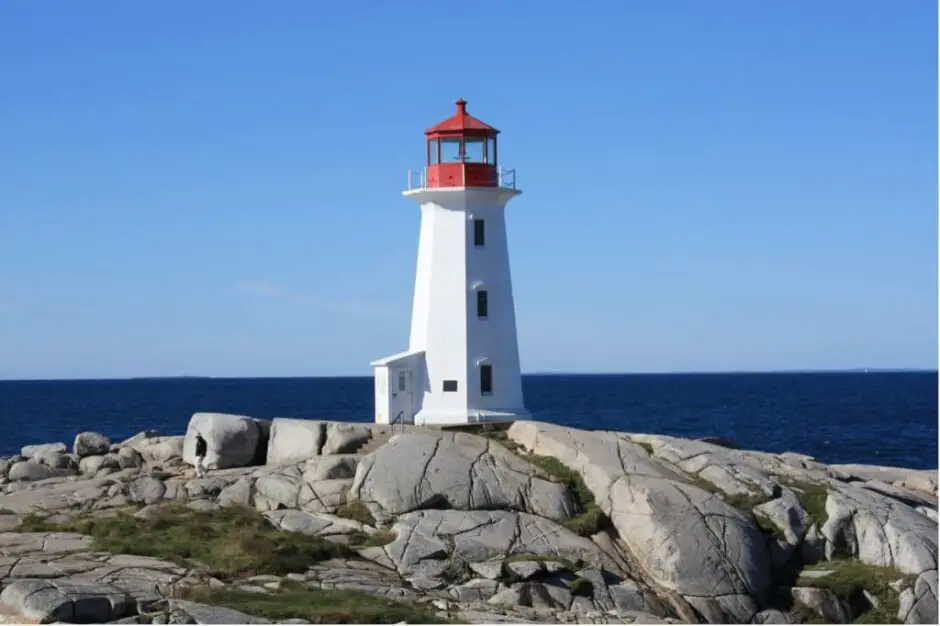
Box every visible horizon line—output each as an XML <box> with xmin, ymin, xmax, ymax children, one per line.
<box><xmin>1</xmin><ymin>367</ymin><xmax>936</xmax><ymax>383</ymax></box>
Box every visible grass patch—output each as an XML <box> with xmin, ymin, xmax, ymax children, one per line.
<box><xmin>478</xmin><ymin>428</ymin><xmax>522</xmax><ymax>453</ymax></box>
<box><xmin>0</xmin><ymin>508</ymin><xmax>15</xmax><ymax>515</ymax></box>
<box><xmin>754</xmin><ymin>513</ymin><xmax>788</xmax><ymax>541</ymax></box>
<box><xmin>779</xmin><ymin>478</ymin><xmax>830</xmax><ymax>527</ymax></box>
<box><xmin>688</xmin><ymin>475</ymin><xmax>773</xmax><ymax>512</ymax></box>
<box><xmin>17</xmin><ymin>504</ymin><xmax>349</xmax><ymax>581</ymax></box>
<box><xmin>347</xmin><ymin>529</ymin><xmax>396</xmax><ymax>549</ymax></box>
<box><xmin>797</xmin><ymin>559</ymin><xmax>914</xmax><ymax>624</ymax></box>
<box><xmin>334</xmin><ymin>501</ymin><xmax>376</xmax><ymax>526</ymax></box>
<box><xmin>568</xmin><ymin>576</ymin><xmax>594</xmax><ymax>597</ymax></box>
<box><xmin>182</xmin><ymin>582</ymin><xmax>445</xmax><ymax>624</ymax></box>
<box><xmin>525</xmin><ymin>454</ymin><xmax>610</xmax><ymax>537</ymax></box>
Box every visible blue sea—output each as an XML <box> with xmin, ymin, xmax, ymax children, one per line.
<box><xmin>0</xmin><ymin>372</ymin><xmax>936</xmax><ymax>469</ymax></box>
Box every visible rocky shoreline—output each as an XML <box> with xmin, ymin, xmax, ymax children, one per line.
<box><xmin>0</xmin><ymin>414</ymin><xmax>936</xmax><ymax>624</ymax></box>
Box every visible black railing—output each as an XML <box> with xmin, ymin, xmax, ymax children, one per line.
<box><xmin>392</xmin><ymin>410</ymin><xmax>405</xmax><ymax>433</ymax></box>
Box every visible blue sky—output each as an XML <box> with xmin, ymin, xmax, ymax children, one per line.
<box><xmin>0</xmin><ymin>0</ymin><xmax>936</xmax><ymax>379</ymax></box>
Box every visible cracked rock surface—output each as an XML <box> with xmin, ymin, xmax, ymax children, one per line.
<box><xmin>0</xmin><ymin>418</ymin><xmax>936</xmax><ymax>624</ymax></box>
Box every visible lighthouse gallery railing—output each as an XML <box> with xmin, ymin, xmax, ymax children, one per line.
<box><xmin>406</xmin><ymin>167</ymin><xmax>517</xmax><ymax>191</ymax></box>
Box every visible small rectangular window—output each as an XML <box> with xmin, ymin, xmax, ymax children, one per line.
<box><xmin>480</xmin><ymin>365</ymin><xmax>493</xmax><ymax>395</ymax></box>
<box><xmin>443</xmin><ymin>380</ymin><xmax>458</xmax><ymax>392</ymax></box>
<box><xmin>473</xmin><ymin>219</ymin><xmax>485</xmax><ymax>247</ymax></box>
<box><xmin>397</xmin><ymin>371</ymin><xmax>406</xmax><ymax>391</ymax></box>
<box><xmin>428</xmin><ymin>139</ymin><xmax>440</xmax><ymax>165</ymax></box>
<box><xmin>476</xmin><ymin>290</ymin><xmax>488</xmax><ymax>319</ymax></box>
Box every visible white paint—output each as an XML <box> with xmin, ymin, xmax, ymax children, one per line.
<box><xmin>371</xmin><ymin>350</ymin><xmax>425</xmax><ymax>425</ymax></box>
<box><xmin>372</xmin><ymin>184</ymin><xmax>529</xmax><ymax>426</ymax></box>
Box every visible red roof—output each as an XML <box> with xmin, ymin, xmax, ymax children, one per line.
<box><xmin>425</xmin><ymin>99</ymin><xmax>499</xmax><ymax>136</ymax></box>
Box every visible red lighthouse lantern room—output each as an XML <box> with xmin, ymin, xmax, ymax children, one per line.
<box><xmin>424</xmin><ymin>99</ymin><xmax>500</xmax><ymax>188</ymax></box>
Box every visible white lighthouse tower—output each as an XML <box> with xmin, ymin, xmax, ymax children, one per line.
<box><xmin>371</xmin><ymin>99</ymin><xmax>529</xmax><ymax>426</ymax></box>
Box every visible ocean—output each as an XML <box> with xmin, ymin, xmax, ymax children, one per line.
<box><xmin>0</xmin><ymin>372</ymin><xmax>936</xmax><ymax>469</ymax></box>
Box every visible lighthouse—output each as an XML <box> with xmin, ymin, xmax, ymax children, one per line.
<box><xmin>371</xmin><ymin>99</ymin><xmax>529</xmax><ymax>426</ymax></box>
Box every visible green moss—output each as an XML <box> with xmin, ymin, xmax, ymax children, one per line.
<box><xmin>778</xmin><ymin>478</ymin><xmax>830</xmax><ymax>527</ymax></box>
<box><xmin>348</xmin><ymin>529</ymin><xmax>396</xmax><ymax>549</ymax></box>
<box><xmin>568</xmin><ymin>576</ymin><xmax>594</xmax><ymax>597</ymax></box>
<box><xmin>18</xmin><ymin>504</ymin><xmax>349</xmax><ymax>581</ymax></box>
<box><xmin>182</xmin><ymin>582</ymin><xmax>446</xmax><ymax>624</ymax></box>
<box><xmin>754</xmin><ymin>513</ymin><xmax>787</xmax><ymax>541</ymax></box>
<box><xmin>0</xmin><ymin>507</ymin><xmax>15</xmax><ymax>515</ymax></box>
<box><xmin>524</xmin><ymin>454</ymin><xmax>610</xmax><ymax>537</ymax></box>
<box><xmin>16</xmin><ymin>512</ymin><xmax>52</xmax><ymax>532</ymax></box>
<box><xmin>797</xmin><ymin>560</ymin><xmax>914</xmax><ymax>624</ymax></box>
<box><xmin>334</xmin><ymin>501</ymin><xmax>376</xmax><ymax>526</ymax></box>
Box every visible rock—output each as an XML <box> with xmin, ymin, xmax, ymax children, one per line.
<box><xmin>322</xmin><ymin>422</ymin><xmax>372</xmax><ymax>455</ymax></box>
<box><xmin>752</xmin><ymin>609</ymin><xmax>793</xmax><ymax>623</ymax></box>
<box><xmin>753</xmin><ymin>488</ymin><xmax>808</xmax><ymax>545</ymax></box>
<box><xmin>349</xmin><ymin>431</ymin><xmax>578</xmax><ymax>523</ymax></box>
<box><xmin>128</xmin><ymin>436</ymin><xmax>184</xmax><ymax>464</ymax></box>
<box><xmin>120</xmin><ymin>430</ymin><xmax>161</xmax><ymax>447</ymax></box>
<box><xmin>301</xmin><ymin>455</ymin><xmax>359</xmax><ymax>481</ymax></box>
<box><xmin>789</xmin><ymin>586</ymin><xmax>850</xmax><ymax>623</ymax></box>
<box><xmin>116</xmin><ymin>446</ymin><xmax>143</xmax><ymax>469</ymax></box>
<box><xmin>168</xmin><ymin>599</ymin><xmax>271</xmax><ymax>624</ymax></box>
<box><xmin>0</xmin><ymin>457</ymin><xmax>11</xmax><ymax>478</ymax></box>
<box><xmin>73</xmin><ymin>432</ymin><xmax>112</xmax><ymax>457</ymax></box>
<box><xmin>383</xmin><ymin>509</ymin><xmax>621</xmax><ymax>583</ymax></box>
<box><xmin>821</xmin><ymin>484</ymin><xmax>937</xmax><ymax>575</ymax></box>
<box><xmin>7</xmin><ymin>460</ymin><xmax>55</xmax><ymax>482</ymax></box>
<box><xmin>266</xmin><ymin>419</ymin><xmax>326</xmax><ymax>465</ymax></box>
<box><xmin>469</xmin><ymin>561</ymin><xmax>504</xmax><ymax>580</ymax></box>
<box><xmin>21</xmin><ymin>442</ymin><xmax>67</xmax><ymax>459</ymax></box>
<box><xmin>508</xmin><ymin>421</ymin><xmax>770</xmax><ymax>622</ymax></box>
<box><xmin>264</xmin><ymin>510</ymin><xmax>370</xmax><ymax>538</ymax></box>
<box><xmin>505</xmin><ymin>560</ymin><xmax>543</xmax><ymax>580</ymax></box>
<box><xmin>34</xmin><ymin>449</ymin><xmax>75</xmax><ymax>471</ymax></box>
<box><xmin>79</xmin><ymin>453</ymin><xmax>121</xmax><ymax>475</ymax></box>
<box><xmin>128</xmin><ymin>476</ymin><xmax>168</xmax><ymax>505</ymax></box>
<box><xmin>898</xmin><ymin>569</ymin><xmax>938</xmax><ymax>624</ymax></box>
<box><xmin>183</xmin><ymin>413</ymin><xmax>261</xmax><ymax>470</ymax></box>
<box><xmin>0</xmin><ymin>578</ymin><xmax>131</xmax><ymax>623</ymax></box>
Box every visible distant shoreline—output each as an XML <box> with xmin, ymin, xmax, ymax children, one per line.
<box><xmin>1</xmin><ymin>369</ymin><xmax>935</xmax><ymax>383</ymax></box>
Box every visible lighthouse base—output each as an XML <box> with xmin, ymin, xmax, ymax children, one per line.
<box><xmin>413</xmin><ymin>408</ymin><xmax>531</xmax><ymax>427</ymax></box>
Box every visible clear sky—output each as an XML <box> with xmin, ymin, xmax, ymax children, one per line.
<box><xmin>0</xmin><ymin>0</ymin><xmax>936</xmax><ymax>380</ymax></box>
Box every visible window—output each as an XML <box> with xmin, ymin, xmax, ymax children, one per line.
<box><xmin>397</xmin><ymin>371</ymin><xmax>406</xmax><ymax>392</ymax></box>
<box><xmin>487</xmin><ymin>137</ymin><xmax>497</xmax><ymax>165</ymax></box>
<box><xmin>443</xmin><ymin>380</ymin><xmax>458</xmax><ymax>392</ymax></box>
<box><xmin>463</xmin><ymin>138</ymin><xmax>485</xmax><ymax>162</ymax></box>
<box><xmin>480</xmin><ymin>365</ymin><xmax>493</xmax><ymax>395</ymax></box>
<box><xmin>440</xmin><ymin>138</ymin><xmax>462</xmax><ymax>162</ymax></box>
<box><xmin>428</xmin><ymin>139</ymin><xmax>440</xmax><ymax>165</ymax></box>
<box><xmin>473</xmin><ymin>219</ymin><xmax>485</xmax><ymax>247</ymax></box>
<box><xmin>476</xmin><ymin>290</ymin><xmax>488</xmax><ymax>319</ymax></box>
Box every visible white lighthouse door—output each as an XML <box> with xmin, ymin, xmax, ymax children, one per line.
<box><xmin>389</xmin><ymin>368</ymin><xmax>414</xmax><ymax>426</ymax></box>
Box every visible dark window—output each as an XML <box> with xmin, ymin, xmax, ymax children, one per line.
<box><xmin>473</xmin><ymin>219</ymin><xmax>485</xmax><ymax>247</ymax></box>
<box><xmin>443</xmin><ymin>380</ymin><xmax>458</xmax><ymax>392</ymax></box>
<box><xmin>480</xmin><ymin>365</ymin><xmax>493</xmax><ymax>395</ymax></box>
<box><xmin>476</xmin><ymin>290</ymin><xmax>488</xmax><ymax>318</ymax></box>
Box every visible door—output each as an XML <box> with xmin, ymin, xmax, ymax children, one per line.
<box><xmin>390</xmin><ymin>367</ymin><xmax>413</xmax><ymax>425</ymax></box>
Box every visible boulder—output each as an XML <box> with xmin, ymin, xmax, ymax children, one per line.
<box><xmin>0</xmin><ymin>578</ymin><xmax>131</xmax><ymax>623</ymax></box>
<box><xmin>73</xmin><ymin>432</ymin><xmax>112</xmax><ymax>457</ymax></box>
<box><xmin>507</xmin><ymin>420</ymin><xmax>771</xmax><ymax>622</ymax></box>
<box><xmin>322</xmin><ymin>422</ymin><xmax>373</xmax><ymax>455</ymax></box>
<box><xmin>898</xmin><ymin>569</ymin><xmax>938</xmax><ymax>624</ymax></box>
<box><xmin>79</xmin><ymin>454</ymin><xmax>121</xmax><ymax>476</ymax></box>
<box><xmin>266</xmin><ymin>418</ymin><xmax>326</xmax><ymax>465</ymax></box>
<box><xmin>7</xmin><ymin>460</ymin><xmax>56</xmax><ymax>482</ymax></box>
<box><xmin>21</xmin><ymin>442</ymin><xmax>67</xmax><ymax>459</ymax></box>
<box><xmin>349</xmin><ymin>431</ymin><xmax>578</xmax><ymax>523</ymax></box>
<box><xmin>383</xmin><ymin>509</ymin><xmax>622</xmax><ymax>582</ymax></box>
<box><xmin>128</xmin><ymin>435</ymin><xmax>184</xmax><ymax>464</ymax></box>
<box><xmin>183</xmin><ymin>413</ymin><xmax>261</xmax><ymax>470</ymax></box>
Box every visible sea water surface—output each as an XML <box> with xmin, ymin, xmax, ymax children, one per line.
<box><xmin>0</xmin><ymin>372</ymin><xmax>936</xmax><ymax>469</ymax></box>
